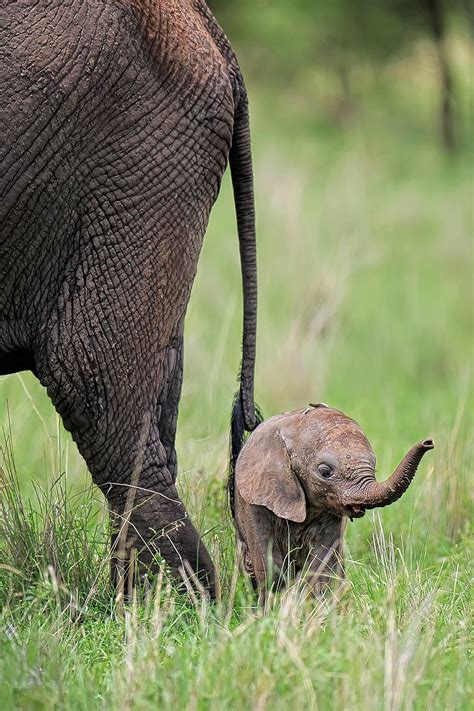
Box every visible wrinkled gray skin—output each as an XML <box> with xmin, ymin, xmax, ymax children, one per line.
<box><xmin>0</xmin><ymin>0</ymin><xmax>259</xmax><ymax>598</ymax></box>
<box><xmin>233</xmin><ymin>404</ymin><xmax>433</xmax><ymax>602</ymax></box>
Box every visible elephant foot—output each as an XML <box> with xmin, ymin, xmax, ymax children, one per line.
<box><xmin>109</xmin><ymin>489</ymin><xmax>217</xmax><ymax>602</ymax></box>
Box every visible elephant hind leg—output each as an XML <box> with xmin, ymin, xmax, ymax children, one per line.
<box><xmin>35</xmin><ymin>326</ymin><xmax>216</xmax><ymax>599</ymax></box>
<box><xmin>93</xmin><ymin>417</ymin><xmax>217</xmax><ymax>598</ymax></box>
<box><xmin>156</xmin><ymin>327</ymin><xmax>184</xmax><ymax>483</ymax></box>
<box><xmin>109</xmin><ymin>473</ymin><xmax>217</xmax><ymax>599</ymax></box>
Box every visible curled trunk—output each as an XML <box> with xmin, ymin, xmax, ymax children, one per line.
<box><xmin>365</xmin><ymin>439</ymin><xmax>434</xmax><ymax>509</ymax></box>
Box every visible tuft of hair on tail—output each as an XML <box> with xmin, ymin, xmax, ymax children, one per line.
<box><xmin>228</xmin><ymin>388</ymin><xmax>263</xmax><ymax>519</ymax></box>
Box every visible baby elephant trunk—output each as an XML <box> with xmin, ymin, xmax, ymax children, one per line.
<box><xmin>365</xmin><ymin>439</ymin><xmax>434</xmax><ymax>509</ymax></box>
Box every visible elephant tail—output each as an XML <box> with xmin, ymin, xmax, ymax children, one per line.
<box><xmin>228</xmin><ymin>392</ymin><xmax>263</xmax><ymax>519</ymax></box>
<box><xmin>229</xmin><ymin>87</ymin><xmax>259</xmax><ymax>434</ymax></box>
<box><xmin>227</xmin><ymin>85</ymin><xmax>263</xmax><ymax>519</ymax></box>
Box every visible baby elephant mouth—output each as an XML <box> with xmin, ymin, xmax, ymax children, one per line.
<box><xmin>346</xmin><ymin>504</ymin><xmax>366</xmax><ymax>521</ymax></box>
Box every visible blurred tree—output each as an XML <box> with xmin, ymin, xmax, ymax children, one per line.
<box><xmin>423</xmin><ymin>0</ymin><xmax>456</xmax><ymax>150</ymax></box>
<box><xmin>209</xmin><ymin>0</ymin><xmax>467</xmax><ymax>151</ymax></box>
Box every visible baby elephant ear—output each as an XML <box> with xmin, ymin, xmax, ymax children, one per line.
<box><xmin>235</xmin><ymin>423</ymin><xmax>306</xmax><ymax>523</ymax></box>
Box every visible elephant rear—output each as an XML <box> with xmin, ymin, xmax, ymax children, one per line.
<box><xmin>0</xmin><ymin>0</ymin><xmax>259</xmax><ymax>599</ymax></box>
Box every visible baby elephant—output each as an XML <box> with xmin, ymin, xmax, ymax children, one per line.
<box><xmin>230</xmin><ymin>403</ymin><xmax>433</xmax><ymax>601</ymax></box>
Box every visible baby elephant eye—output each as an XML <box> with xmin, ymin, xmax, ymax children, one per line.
<box><xmin>318</xmin><ymin>464</ymin><xmax>333</xmax><ymax>479</ymax></box>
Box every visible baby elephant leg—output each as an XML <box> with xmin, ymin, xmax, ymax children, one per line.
<box><xmin>239</xmin><ymin>505</ymin><xmax>288</xmax><ymax>604</ymax></box>
<box><xmin>299</xmin><ymin>518</ymin><xmax>347</xmax><ymax>596</ymax></box>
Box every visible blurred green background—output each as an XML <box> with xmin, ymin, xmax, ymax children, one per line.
<box><xmin>0</xmin><ymin>3</ymin><xmax>472</xmax><ymax>707</ymax></box>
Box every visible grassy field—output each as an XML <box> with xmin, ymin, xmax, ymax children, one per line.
<box><xmin>0</xmin><ymin>37</ymin><xmax>472</xmax><ymax>709</ymax></box>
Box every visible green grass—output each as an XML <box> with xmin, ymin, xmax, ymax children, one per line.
<box><xmin>0</xmin><ymin>38</ymin><xmax>472</xmax><ymax>709</ymax></box>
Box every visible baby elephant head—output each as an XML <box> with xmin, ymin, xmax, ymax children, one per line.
<box><xmin>235</xmin><ymin>404</ymin><xmax>434</xmax><ymax>522</ymax></box>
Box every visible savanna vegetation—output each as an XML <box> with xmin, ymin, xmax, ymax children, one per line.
<box><xmin>0</xmin><ymin>2</ymin><xmax>472</xmax><ymax>708</ymax></box>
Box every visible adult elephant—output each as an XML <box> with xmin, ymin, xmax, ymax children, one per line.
<box><xmin>0</xmin><ymin>0</ymin><xmax>259</xmax><ymax>598</ymax></box>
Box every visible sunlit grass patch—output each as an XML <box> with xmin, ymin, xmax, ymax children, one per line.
<box><xmin>0</xmin><ymin>435</ymin><xmax>109</xmax><ymax>613</ymax></box>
